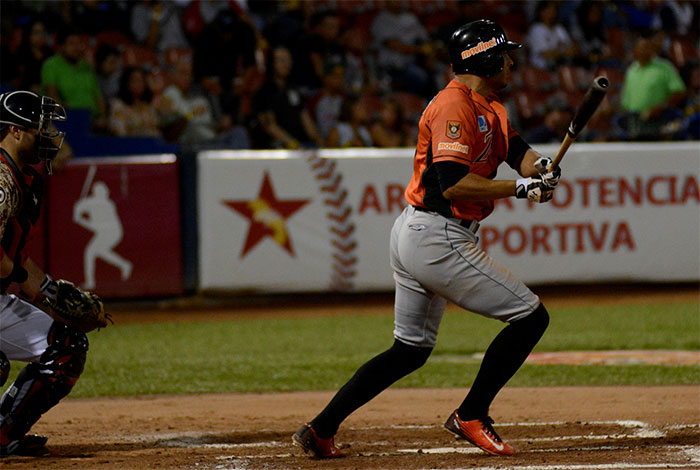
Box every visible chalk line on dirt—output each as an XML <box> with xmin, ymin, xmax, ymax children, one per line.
<box><xmin>418</xmin><ymin>464</ymin><xmax>699</xmax><ymax>470</ymax></box>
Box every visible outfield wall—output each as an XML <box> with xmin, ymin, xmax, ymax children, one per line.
<box><xmin>35</xmin><ymin>142</ymin><xmax>698</xmax><ymax>298</ymax></box>
<box><xmin>197</xmin><ymin>142</ymin><xmax>700</xmax><ymax>293</ymax></box>
<box><xmin>40</xmin><ymin>155</ymin><xmax>184</xmax><ymax>298</ymax></box>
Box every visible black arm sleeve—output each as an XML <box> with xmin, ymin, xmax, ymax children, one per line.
<box><xmin>506</xmin><ymin>134</ymin><xmax>531</xmax><ymax>170</ymax></box>
<box><xmin>434</xmin><ymin>161</ymin><xmax>470</xmax><ymax>193</ymax></box>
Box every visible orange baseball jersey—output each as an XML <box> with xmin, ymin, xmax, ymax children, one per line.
<box><xmin>405</xmin><ymin>79</ymin><xmax>524</xmax><ymax>221</ymax></box>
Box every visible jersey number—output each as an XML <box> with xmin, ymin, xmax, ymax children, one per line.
<box><xmin>473</xmin><ymin>130</ymin><xmax>493</xmax><ymax>163</ymax></box>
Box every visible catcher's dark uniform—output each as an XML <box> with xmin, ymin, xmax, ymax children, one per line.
<box><xmin>0</xmin><ymin>148</ymin><xmax>55</xmax><ymax>361</ymax></box>
<box><xmin>0</xmin><ymin>135</ymin><xmax>88</xmax><ymax>457</ymax></box>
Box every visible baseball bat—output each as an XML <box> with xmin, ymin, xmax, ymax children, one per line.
<box><xmin>79</xmin><ymin>164</ymin><xmax>97</xmax><ymax>200</ymax></box>
<box><xmin>550</xmin><ymin>76</ymin><xmax>610</xmax><ymax>170</ymax></box>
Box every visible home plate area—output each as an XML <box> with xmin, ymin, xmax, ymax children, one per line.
<box><xmin>10</xmin><ymin>386</ymin><xmax>698</xmax><ymax>470</ymax></box>
<box><xmin>154</xmin><ymin>420</ymin><xmax>699</xmax><ymax>470</ymax></box>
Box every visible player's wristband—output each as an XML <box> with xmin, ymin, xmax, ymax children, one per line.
<box><xmin>40</xmin><ymin>274</ymin><xmax>58</xmax><ymax>300</ymax></box>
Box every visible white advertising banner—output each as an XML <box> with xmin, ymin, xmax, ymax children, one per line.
<box><xmin>197</xmin><ymin>143</ymin><xmax>699</xmax><ymax>293</ymax></box>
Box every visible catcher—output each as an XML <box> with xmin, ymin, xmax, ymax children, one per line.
<box><xmin>0</xmin><ymin>90</ymin><xmax>111</xmax><ymax>458</ymax></box>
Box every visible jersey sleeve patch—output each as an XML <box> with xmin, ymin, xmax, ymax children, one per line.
<box><xmin>446</xmin><ymin>120</ymin><xmax>462</xmax><ymax>139</ymax></box>
<box><xmin>437</xmin><ymin>141</ymin><xmax>469</xmax><ymax>155</ymax></box>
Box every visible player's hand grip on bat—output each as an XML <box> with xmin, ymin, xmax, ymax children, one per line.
<box><xmin>515</xmin><ymin>174</ymin><xmax>557</xmax><ymax>203</ymax></box>
<box><xmin>534</xmin><ymin>156</ymin><xmax>562</xmax><ymax>187</ymax></box>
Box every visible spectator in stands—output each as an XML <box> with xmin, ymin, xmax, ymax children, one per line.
<box><xmin>570</xmin><ymin>1</ymin><xmax>612</xmax><ymax>69</ymax></box>
<box><xmin>60</xmin><ymin>0</ymin><xmax>132</xmax><ymax>36</ymax></box>
<box><xmin>680</xmin><ymin>64</ymin><xmax>700</xmax><ymax>139</ymax></box>
<box><xmin>95</xmin><ymin>44</ymin><xmax>122</xmax><ymax>103</ymax></box>
<box><xmin>160</xmin><ymin>57</ymin><xmax>249</xmax><ymax>149</ymax></box>
<box><xmin>309</xmin><ymin>61</ymin><xmax>347</xmax><ymax>141</ymax></box>
<box><xmin>617</xmin><ymin>36</ymin><xmax>687</xmax><ymax>140</ymax></box>
<box><xmin>527</xmin><ymin>108</ymin><xmax>573</xmax><ymax>143</ymax></box>
<box><xmin>290</xmin><ymin>11</ymin><xmax>345</xmax><ymax>95</ymax></box>
<box><xmin>661</xmin><ymin>63</ymin><xmax>700</xmax><ymax>140</ymax></box>
<box><xmin>370</xmin><ymin>0</ymin><xmax>437</xmax><ymax>98</ymax></box>
<box><xmin>193</xmin><ymin>9</ymin><xmax>259</xmax><ymax>124</ymax></box>
<box><xmin>260</xmin><ymin>0</ymin><xmax>315</xmax><ymax>49</ymax></box>
<box><xmin>526</xmin><ymin>1</ymin><xmax>578</xmax><ymax>70</ymax></box>
<box><xmin>130</xmin><ymin>0</ymin><xmax>190</xmax><ymax>53</ymax></box>
<box><xmin>108</xmin><ymin>66</ymin><xmax>163</xmax><ymax>138</ymax></box>
<box><xmin>15</xmin><ymin>19</ymin><xmax>53</xmax><ymax>93</ymax></box>
<box><xmin>195</xmin><ymin>73</ymin><xmax>251</xmax><ymax>147</ymax></box>
<box><xmin>41</xmin><ymin>27</ymin><xmax>106</xmax><ymax>129</ymax></box>
<box><xmin>325</xmin><ymin>96</ymin><xmax>373</xmax><ymax>148</ymax></box>
<box><xmin>653</xmin><ymin>0</ymin><xmax>698</xmax><ymax>37</ymax></box>
<box><xmin>370</xmin><ymin>99</ymin><xmax>413</xmax><ymax>148</ymax></box>
<box><xmin>340</xmin><ymin>26</ymin><xmax>379</xmax><ymax>96</ymax></box>
<box><xmin>181</xmin><ymin>0</ymin><xmax>230</xmax><ymax>41</ymax></box>
<box><xmin>434</xmin><ymin>0</ymin><xmax>484</xmax><ymax>48</ymax></box>
<box><xmin>250</xmin><ymin>46</ymin><xmax>323</xmax><ymax>149</ymax></box>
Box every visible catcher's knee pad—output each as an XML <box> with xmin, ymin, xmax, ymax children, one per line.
<box><xmin>0</xmin><ymin>351</ymin><xmax>9</xmax><ymax>387</ymax></box>
<box><xmin>40</xmin><ymin>322</ymin><xmax>89</xmax><ymax>384</ymax></box>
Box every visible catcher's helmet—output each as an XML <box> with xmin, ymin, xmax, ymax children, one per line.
<box><xmin>448</xmin><ymin>19</ymin><xmax>521</xmax><ymax>77</ymax></box>
<box><xmin>0</xmin><ymin>90</ymin><xmax>67</xmax><ymax>172</ymax></box>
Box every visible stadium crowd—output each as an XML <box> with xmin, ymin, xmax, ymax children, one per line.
<box><xmin>1</xmin><ymin>0</ymin><xmax>698</xmax><ymax>155</ymax></box>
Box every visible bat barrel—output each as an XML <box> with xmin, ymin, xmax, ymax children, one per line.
<box><xmin>567</xmin><ymin>76</ymin><xmax>611</xmax><ymax>138</ymax></box>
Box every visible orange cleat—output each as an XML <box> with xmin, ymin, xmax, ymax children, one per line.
<box><xmin>444</xmin><ymin>410</ymin><xmax>515</xmax><ymax>456</ymax></box>
<box><xmin>292</xmin><ymin>423</ymin><xmax>343</xmax><ymax>459</ymax></box>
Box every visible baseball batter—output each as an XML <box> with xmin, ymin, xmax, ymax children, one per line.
<box><xmin>293</xmin><ymin>20</ymin><xmax>561</xmax><ymax>458</ymax></box>
<box><xmin>0</xmin><ymin>90</ymin><xmax>96</xmax><ymax>457</ymax></box>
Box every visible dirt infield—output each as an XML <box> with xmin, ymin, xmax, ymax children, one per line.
<box><xmin>4</xmin><ymin>283</ymin><xmax>699</xmax><ymax>469</ymax></box>
<box><xmin>7</xmin><ymin>386</ymin><xmax>700</xmax><ymax>469</ymax></box>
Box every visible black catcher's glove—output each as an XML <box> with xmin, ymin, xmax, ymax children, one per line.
<box><xmin>43</xmin><ymin>280</ymin><xmax>112</xmax><ymax>332</ymax></box>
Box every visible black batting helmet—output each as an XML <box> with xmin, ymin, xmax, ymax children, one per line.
<box><xmin>448</xmin><ymin>19</ymin><xmax>521</xmax><ymax>77</ymax></box>
<box><xmin>0</xmin><ymin>90</ymin><xmax>66</xmax><ymax>172</ymax></box>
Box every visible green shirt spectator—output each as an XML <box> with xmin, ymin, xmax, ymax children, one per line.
<box><xmin>40</xmin><ymin>28</ymin><xmax>105</xmax><ymax>124</ymax></box>
<box><xmin>616</xmin><ymin>37</ymin><xmax>688</xmax><ymax>140</ymax></box>
<box><xmin>41</xmin><ymin>55</ymin><xmax>102</xmax><ymax>116</ymax></box>
<box><xmin>621</xmin><ymin>57</ymin><xmax>686</xmax><ymax>112</ymax></box>
<box><xmin>621</xmin><ymin>38</ymin><xmax>686</xmax><ymax>118</ymax></box>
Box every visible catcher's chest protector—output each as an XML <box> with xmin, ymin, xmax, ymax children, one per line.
<box><xmin>0</xmin><ymin>150</ymin><xmax>43</xmax><ymax>294</ymax></box>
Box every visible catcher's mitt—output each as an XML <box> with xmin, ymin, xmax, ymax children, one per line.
<box><xmin>43</xmin><ymin>280</ymin><xmax>112</xmax><ymax>332</ymax></box>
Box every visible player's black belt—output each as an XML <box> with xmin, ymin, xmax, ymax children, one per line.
<box><xmin>412</xmin><ymin>206</ymin><xmax>480</xmax><ymax>233</ymax></box>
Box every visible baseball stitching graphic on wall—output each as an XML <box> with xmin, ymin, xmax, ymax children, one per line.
<box><xmin>197</xmin><ymin>145</ymin><xmax>698</xmax><ymax>294</ymax></box>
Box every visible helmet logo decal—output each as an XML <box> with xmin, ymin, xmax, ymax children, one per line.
<box><xmin>446</xmin><ymin>120</ymin><xmax>462</xmax><ymax>139</ymax></box>
<box><xmin>460</xmin><ymin>35</ymin><xmax>504</xmax><ymax>59</ymax></box>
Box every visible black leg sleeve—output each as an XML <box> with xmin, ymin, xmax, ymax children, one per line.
<box><xmin>311</xmin><ymin>338</ymin><xmax>432</xmax><ymax>438</ymax></box>
<box><xmin>457</xmin><ymin>303</ymin><xmax>549</xmax><ymax>420</ymax></box>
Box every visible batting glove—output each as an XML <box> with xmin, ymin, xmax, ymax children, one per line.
<box><xmin>534</xmin><ymin>156</ymin><xmax>552</xmax><ymax>173</ymax></box>
<box><xmin>534</xmin><ymin>156</ymin><xmax>561</xmax><ymax>187</ymax></box>
<box><xmin>515</xmin><ymin>175</ymin><xmax>555</xmax><ymax>203</ymax></box>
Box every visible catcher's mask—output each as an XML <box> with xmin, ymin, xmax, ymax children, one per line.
<box><xmin>0</xmin><ymin>90</ymin><xmax>67</xmax><ymax>174</ymax></box>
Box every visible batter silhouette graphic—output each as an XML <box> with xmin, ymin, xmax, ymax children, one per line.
<box><xmin>73</xmin><ymin>181</ymin><xmax>132</xmax><ymax>289</ymax></box>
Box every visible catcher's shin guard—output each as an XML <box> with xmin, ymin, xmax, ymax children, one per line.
<box><xmin>0</xmin><ymin>322</ymin><xmax>88</xmax><ymax>444</ymax></box>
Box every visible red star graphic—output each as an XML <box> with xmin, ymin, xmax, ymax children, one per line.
<box><xmin>223</xmin><ymin>171</ymin><xmax>311</xmax><ymax>258</ymax></box>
